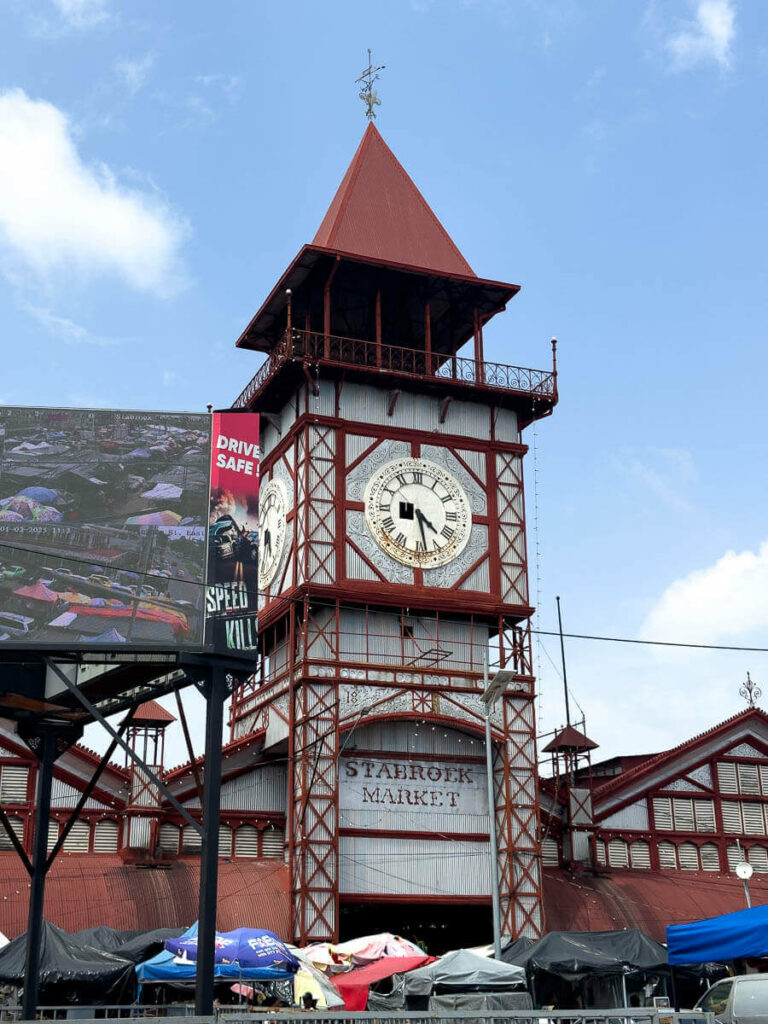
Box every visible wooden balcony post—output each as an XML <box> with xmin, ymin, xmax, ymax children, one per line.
<box><xmin>375</xmin><ymin>288</ymin><xmax>382</xmax><ymax>368</ymax></box>
<box><xmin>323</xmin><ymin>257</ymin><xmax>340</xmax><ymax>360</ymax></box>
<box><xmin>424</xmin><ymin>300</ymin><xmax>432</xmax><ymax>375</ymax></box>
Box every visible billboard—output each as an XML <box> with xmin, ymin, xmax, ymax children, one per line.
<box><xmin>206</xmin><ymin>411</ymin><xmax>259</xmax><ymax>654</ymax></box>
<box><xmin>0</xmin><ymin>406</ymin><xmax>211</xmax><ymax>650</ymax></box>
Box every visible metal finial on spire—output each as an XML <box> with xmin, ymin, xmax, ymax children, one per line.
<box><xmin>355</xmin><ymin>48</ymin><xmax>385</xmax><ymax>120</ymax></box>
<box><xmin>740</xmin><ymin>672</ymin><xmax>762</xmax><ymax>708</ymax></box>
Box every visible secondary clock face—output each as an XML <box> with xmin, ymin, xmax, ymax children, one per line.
<box><xmin>258</xmin><ymin>478</ymin><xmax>288</xmax><ymax>588</ymax></box>
<box><xmin>363</xmin><ymin>457</ymin><xmax>472</xmax><ymax>568</ymax></box>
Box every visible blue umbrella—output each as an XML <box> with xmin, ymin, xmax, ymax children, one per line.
<box><xmin>165</xmin><ymin>928</ymin><xmax>298</xmax><ymax>972</ymax></box>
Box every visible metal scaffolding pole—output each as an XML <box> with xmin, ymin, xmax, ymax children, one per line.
<box><xmin>195</xmin><ymin>666</ymin><xmax>227</xmax><ymax>1015</ymax></box>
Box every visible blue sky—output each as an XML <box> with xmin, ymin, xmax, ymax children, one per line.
<box><xmin>1</xmin><ymin>0</ymin><xmax>767</xmax><ymax>764</ymax></box>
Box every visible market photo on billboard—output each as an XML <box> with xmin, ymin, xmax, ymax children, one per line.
<box><xmin>0</xmin><ymin>406</ymin><xmax>211</xmax><ymax>649</ymax></box>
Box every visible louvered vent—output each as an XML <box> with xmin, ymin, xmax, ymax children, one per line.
<box><xmin>158</xmin><ymin>823</ymin><xmax>180</xmax><ymax>853</ymax></box>
<box><xmin>629</xmin><ymin>840</ymin><xmax>651</xmax><ymax>869</ymax></box>
<box><xmin>234</xmin><ymin>824</ymin><xmax>259</xmax><ymax>857</ymax></box>
<box><xmin>262</xmin><ymin>826</ymin><xmax>284</xmax><ymax>859</ymax></box>
<box><xmin>742</xmin><ymin>803</ymin><xmax>765</xmax><ymax>835</ymax></box>
<box><xmin>760</xmin><ymin>766</ymin><xmax>768</xmax><ymax>795</ymax></box>
<box><xmin>721</xmin><ymin>801</ymin><xmax>742</xmax><ymax>833</ymax></box>
<box><xmin>727</xmin><ymin>844</ymin><xmax>742</xmax><ymax>870</ymax></box>
<box><xmin>218</xmin><ymin>825</ymin><xmax>232</xmax><ymax>857</ymax></box>
<box><xmin>0</xmin><ymin>765</ymin><xmax>29</xmax><ymax>803</ymax></box>
<box><xmin>182</xmin><ymin>825</ymin><xmax>202</xmax><ymax>852</ymax></box>
<box><xmin>608</xmin><ymin>838</ymin><xmax>629</xmax><ymax>868</ymax></box>
<box><xmin>658</xmin><ymin>842</ymin><xmax>677</xmax><ymax>869</ymax></box>
<box><xmin>738</xmin><ymin>764</ymin><xmax>761</xmax><ymax>795</ymax></box>
<box><xmin>47</xmin><ymin>821</ymin><xmax>59</xmax><ymax>852</ymax></box>
<box><xmin>541</xmin><ymin>836</ymin><xmax>559</xmax><ymax>867</ymax></box>
<box><xmin>93</xmin><ymin>820</ymin><xmax>119</xmax><ymax>853</ymax></box>
<box><xmin>595</xmin><ymin>839</ymin><xmax>606</xmax><ymax>866</ymax></box>
<box><xmin>717</xmin><ymin>763</ymin><xmax>738</xmax><ymax>794</ymax></box>
<box><xmin>673</xmin><ymin>799</ymin><xmax>695</xmax><ymax>831</ymax></box>
<box><xmin>700</xmin><ymin>843</ymin><xmax>720</xmax><ymax>871</ymax></box>
<box><xmin>653</xmin><ymin>797</ymin><xmax>673</xmax><ymax>830</ymax></box>
<box><xmin>678</xmin><ymin>843</ymin><xmax>699</xmax><ymax>870</ymax></box>
<box><xmin>749</xmin><ymin>846</ymin><xmax>768</xmax><ymax>872</ymax></box>
<box><xmin>63</xmin><ymin>819</ymin><xmax>90</xmax><ymax>852</ymax></box>
<box><xmin>0</xmin><ymin>816</ymin><xmax>23</xmax><ymax>850</ymax></box>
<box><xmin>694</xmin><ymin>800</ymin><xmax>716</xmax><ymax>833</ymax></box>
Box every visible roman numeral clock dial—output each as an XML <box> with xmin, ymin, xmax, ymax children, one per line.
<box><xmin>363</xmin><ymin>457</ymin><xmax>472</xmax><ymax>568</ymax></box>
<box><xmin>258</xmin><ymin>478</ymin><xmax>288</xmax><ymax>588</ymax></box>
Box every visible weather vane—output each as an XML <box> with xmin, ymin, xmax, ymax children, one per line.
<box><xmin>740</xmin><ymin>672</ymin><xmax>762</xmax><ymax>709</ymax></box>
<box><xmin>356</xmin><ymin>48</ymin><xmax>385</xmax><ymax>120</ymax></box>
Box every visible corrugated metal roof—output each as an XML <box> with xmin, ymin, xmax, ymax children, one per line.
<box><xmin>132</xmin><ymin>700</ymin><xmax>176</xmax><ymax>725</ymax></box>
<box><xmin>312</xmin><ymin>123</ymin><xmax>475</xmax><ymax>278</ymax></box>
<box><xmin>543</xmin><ymin>868</ymin><xmax>768</xmax><ymax>941</ymax></box>
<box><xmin>0</xmin><ymin>853</ymin><xmax>290</xmax><ymax>940</ymax></box>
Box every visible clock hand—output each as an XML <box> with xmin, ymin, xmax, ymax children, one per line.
<box><xmin>414</xmin><ymin>508</ymin><xmax>428</xmax><ymax>548</ymax></box>
<box><xmin>415</xmin><ymin>509</ymin><xmax>439</xmax><ymax>535</ymax></box>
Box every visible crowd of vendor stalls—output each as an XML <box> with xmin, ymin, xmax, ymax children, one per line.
<box><xmin>0</xmin><ymin>913</ymin><xmax>745</xmax><ymax>1016</ymax></box>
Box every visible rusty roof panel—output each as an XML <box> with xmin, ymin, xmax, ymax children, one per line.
<box><xmin>0</xmin><ymin>854</ymin><xmax>290</xmax><ymax>940</ymax></box>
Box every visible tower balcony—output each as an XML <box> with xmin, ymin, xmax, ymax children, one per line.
<box><xmin>233</xmin><ymin>328</ymin><xmax>558</xmax><ymax>422</ymax></box>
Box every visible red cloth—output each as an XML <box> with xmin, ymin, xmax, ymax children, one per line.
<box><xmin>330</xmin><ymin>955</ymin><xmax>434</xmax><ymax>1011</ymax></box>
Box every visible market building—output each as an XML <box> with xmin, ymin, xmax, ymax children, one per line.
<box><xmin>0</xmin><ymin>125</ymin><xmax>764</xmax><ymax>951</ymax></box>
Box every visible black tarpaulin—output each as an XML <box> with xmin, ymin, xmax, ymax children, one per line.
<box><xmin>504</xmin><ymin>929</ymin><xmax>668</xmax><ymax>979</ymax></box>
<box><xmin>0</xmin><ymin>920</ymin><xmax>136</xmax><ymax>1004</ymax></box>
<box><xmin>71</xmin><ymin>925</ymin><xmax>185</xmax><ymax>963</ymax></box>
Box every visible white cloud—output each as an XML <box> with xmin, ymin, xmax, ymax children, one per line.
<box><xmin>0</xmin><ymin>89</ymin><xmax>189</xmax><ymax>297</ymax></box>
<box><xmin>666</xmin><ymin>0</ymin><xmax>736</xmax><ymax>70</ymax></box>
<box><xmin>640</xmin><ymin>539</ymin><xmax>768</xmax><ymax>645</ymax></box>
<box><xmin>25</xmin><ymin>305</ymin><xmax>121</xmax><ymax>347</ymax></box>
<box><xmin>50</xmin><ymin>0</ymin><xmax>110</xmax><ymax>29</ymax></box>
<box><xmin>195</xmin><ymin>74</ymin><xmax>243</xmax><ymax>104</ymax></box>
<box><xmin>616</xmin><ymin>447</ymin><xmax>697</xmax><ymax>513</ymax></box>
<box><xmin>115</xmin><ymin>53</ymin><xmax>155</xmax><ymax>95</ymax></box>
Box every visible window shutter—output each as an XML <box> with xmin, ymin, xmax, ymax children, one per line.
<box><xmin>595</xmin><ymin>839</ymin><xmax>606</xmax><ymax>866</ymax></box>
<box><xmin>262</xmin><ymin>826</ymin><xmax>284</xmax><ymax>860</ymax></box>
<box><xmin>678</xmin><ymin>842</ymin><xmax>699</xmax><ymax>870</ymax></box>
<box><xmin>721</xmin><ymin>801</ymin><xmax>742</xmax><ymax>832</ymax></box>
<box><xmin>63</xmin><ymin>819</ymin><xmax>90</xmax><ymax>852</ymax></box>
<box><xmin>218</xmin><ymin>825</ymin><xmax>232</xmax><ymax>857</ymax></box>
<box><xmin>629</xmin><ymin>840</ymin><xmax>651</xmax><ymax>869</ymax></box>
<box><xmin>658</xmin><ymin>842</ymin><xmax>677</xmax><ymax>869</ymax></box>
<box><xmin>0</xmin><ymin>816</ymin><xmax>23</xmax><ymax>851</ymax></box>
<box><xmin>234</xmin><ymin>824</ymin><xmax>259</xmax><ymax>858</ymax></box>
<box><xmin>738</xmin><ymin>764</ymin><xmax>761</xmax><ymax>795</ymax></box>
<box><xmin>158</xmin><ymin>823</ymin><xmax>180</xmax><ymax>853</ymax></box>
<box><xmin>541</xmin><ymin>836</ymin><xmax>559</xmax><ymax>867</ymax></box>
<box><xmin>700</xmin><ymin>843</ymin><xmax>720</xmax><ymax>872</ymax></box>
<box><xmin>760</xmin><ymin>766</ymin><xmax>768</xmax><ymax>796</ymax></box>
<box><xmin>182</xmin><ymin>825</ymin><xmax>202</xmax><ymax>852</ymax></box>
<box><xmin>748</xmin><ymin>846</ymin><xmax>768</xmax><ymax>873</ymax></box>
<box><xmin>93</xmin><ymin>820</ymin><xmax>119</xmax><ymax>853</ymax></box>
<box><xmin>742</xmin><ymin>803</ymin><xmax>765</xmax><ymax>835</ymax></box>
<box><xmin>47</xmin><ymin>820</ymin><xmax>59</xmax><ymax>852</ymax></box>
<box><xmin>0</xmin><ymin>765</ymin><xmax>29</xmax><ymax>803</ymax></box>
<box><xmin>673</xmin><ymin>799</ymin><xmax>695</xmax><ymax>831</ymax></box>
<box><xmin>717</xmin><ymin>763</ymin><xmax>738</xmax><ymax>794</ymax></box>
<box><xmin>694</xmin><ymin>800</ymin><xmax>716</xmax><ymax>832</ymax></box>
<box><xmin>652</xmin><ymin>797</ymin><xmax>673</xmax><ymax>830</ymax></box>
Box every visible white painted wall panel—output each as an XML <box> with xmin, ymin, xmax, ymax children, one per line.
<box><xmin>339</xmin><ymin>835</ymin><xmax>490</xmax><ymax>896</ymax></box>
<box><xmin>599</xmin><ymin>800</ymin><xmax>649</xmax><ymax>831</ymax></box>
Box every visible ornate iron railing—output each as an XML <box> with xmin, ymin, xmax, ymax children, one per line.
<box><xmin>233</xmin><ymin>329</ymin><xmax>556</xmax><ymax>409</ymax></box>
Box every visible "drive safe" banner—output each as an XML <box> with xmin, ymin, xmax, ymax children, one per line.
<box><xmin>206</xmin><ymin>410</ymin><xmax>260</xmax><ymax>654</ymax></box>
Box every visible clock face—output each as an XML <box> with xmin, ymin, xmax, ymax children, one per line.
<box><xmin>363</xmin><ymin>457</ymin><xmax>472</xmax><ymax>568</ymax></box>
<box><xmin>258</xmin><ymin>478</ymin><xmax>288</xmax><ymax>588</ymax></box>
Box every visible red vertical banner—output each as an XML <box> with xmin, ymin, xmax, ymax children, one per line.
<box><xmin>206</xmin><ymin>411</ymin><xmax>259</xmax><ymax>653</ymax></box>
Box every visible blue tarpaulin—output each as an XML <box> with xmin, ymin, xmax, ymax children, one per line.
<box><xmin>136</xmin><ymin>924</ymin><xmax>297</xmax><ymax>985</ymax></box>
<box><xmin>667</xmin><ymin>903</ymin><xmax>768</xmax><ymax>963</ymax></box>
<box><xmin>165</xmin><ymin>927</ymin><xmax>298</xmax><ymax>972</ymax></box>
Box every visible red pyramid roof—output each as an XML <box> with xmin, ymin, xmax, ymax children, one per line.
<box><xmin>542</xmin><ymin>724</ymin><xmax>599</xmax><ymax>753</ymax></box>
<box><xmin>313</xmin><ymin>123</ymin><xmax>475</xmax><ymax>278</ymax></box>
<box><xmin>132</xmin><ymin>699</ymin><xmax>175</xmax><ymax>725</ymax></box>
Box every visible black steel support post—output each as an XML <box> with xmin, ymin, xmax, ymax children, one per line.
<box><xmin>22</xmin><ymin>730</ymin><xmax>56</xmax><ymax>1021</ymax></box>
<box><xmin>194</xmin><ymin>666</ymin><xmax>227</xmax><ymax>1015</ymax></box>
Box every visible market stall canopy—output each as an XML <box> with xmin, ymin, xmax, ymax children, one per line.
<box><xmin>667</xmin><ymin>904</ymin><xmax>768</xmax><ymax>964</ymax></box>
<box><xmin>331</xmin><ymin>955</ymin><xmax>434</xmax><ymax>1011</ymax></box>
<box><xmin>302</xmin><ymin>931</ymin><xmax>423</xmax><ymax>972</ymax></box>
<box><xmin>0</xmin><ymin>920</ymin><xmax>135</xmax><ymax>1004</ymax></box>
<box><xmin>507</xmin><ymin>929</ymin><xmax>668</xmax><ymax>980</ymax></box>
<box><xmin>125</xmin><ymin>510</ymin><xmax>182</xmax><ymax>526</ymax></box>
<box><xmin>165</xmin><ymin>926</ymin><xmax>298</xmax><ymax>972</ymax></box>
<box><xmin>403</xmin><ymin>949</ymin><xmax>526</xmax><ymax>996</ymax></box>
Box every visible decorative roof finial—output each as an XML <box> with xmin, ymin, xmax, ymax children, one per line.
<box><xmin>356</xmin><ymin>48</ymin><xmax>385</xmax><ymax>120</ymax></box>
<box><xmin>740</xmin><ymin>672</ymin><xmax>762</xmax><ymax>709</ymax></box>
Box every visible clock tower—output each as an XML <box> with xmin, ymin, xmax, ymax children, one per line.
<box><xmin>232</xmin><ymin>123</ymin><xmax>557</xmax><ymax>945</ymax></box>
